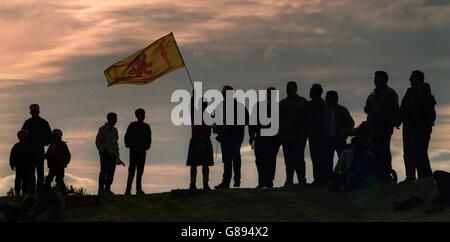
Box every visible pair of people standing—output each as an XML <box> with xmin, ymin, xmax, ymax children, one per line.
<box><xmin>95</xmin><ymin>109</ymin><xmax>152</xmax><ymax>196</ymax></box>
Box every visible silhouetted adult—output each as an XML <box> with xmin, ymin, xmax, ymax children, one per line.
<box><xmin>124</xmin><ymin>108</ymin><xmax>152</xmax><ymax>196</ymax></box>
<box><xmin>278</xmin><ymin>82</ymin><xmax>308</xmax><ymax>187</ymax></box>
<box><xmin>214</xmin><ymin>85</ymin><xmax>248</xmax><ymax>189</ymax></box>
<box><xmin>44</xmin><ymin>129</ymin><xmax>71</xmax><ymax>195</ymax></box>
<box><xmin>364</xmin><ymin>71</ymin><xmax>399</xmax><ymax>182</ymax></box>
<box><xmin>22</xmin><ymin>104</ymin><xmax>52</xmax><ymax>192</ymax></box>
<box><xmin>399</xmin><ymin>71</ymin><xmax>436</xmax><ymax>183</ymax></box>
<box><xmin>249</xmin><ymin>87</ymin><xmax>280</xmax><ymax>188</ymax></box>
<box><xmin>325</xmin><ymin>91</ymin><xmax>355</xmax><ymax>169</ymax></box>
<box><xmin>307</xmin><ymin>84</ymin><xmax>330</xmax><ymax>185</ymax></box>
<box><xmin>9</xmin><ymin>130</ymin><xmax>34</xmax><ymax>195</ymax></box>
<box><xmin>187</xmin><ymin>100</ymin><xmax>213</xmax><ymax>190</ymax></box>
<box><xmin>96</xmin><ymin>112</ymin><xmax>120</xmax><ymax>195</ymax></box>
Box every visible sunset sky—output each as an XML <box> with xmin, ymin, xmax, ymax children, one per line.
<box><xmin>1</xmin><ymin>0</ymin><xmax>450</xmax><ymax>195</ymax></box>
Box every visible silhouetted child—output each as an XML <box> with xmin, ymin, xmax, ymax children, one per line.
<box><xmin>44</xmin><ymin>129</ymin><xmax>71</xmax><ymax>195</ymax></box>
<box><xmin>187</xmin><ymin>100</ymin><xmax>214</xmax><ymax>190</ymax></box>
<box><xmin>9</xmin><ymin>130</ymin><xmax>34</xmax><ymax>196</ymax></box>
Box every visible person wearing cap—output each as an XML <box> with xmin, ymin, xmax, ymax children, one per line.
<box><xmin>44</xmin><ymin>129</ymin><xmax>71</xmax><ymax>195</ymax></box>
<box><xmin>21</xmin><ymin>104</ymin><xmax>52</xmax><ymax>192</ymax></box>
<box><xmin>96</xmin><ymin>112</ymin><xmax>120</xmax><ymax>195</ymax></box>
<box><xmin>214</xmin><ymin>85</ymin><xmax>248</xmax><ymax>189</ymax></box>
<box><xmin>9</xmin><ymin>130</ymin><xmax>34</xmax><ymax>195</ymax></box>
<box><xmin>124</xmin><ymin>108</ymin><xmax>152</xmax><ymax>196</ymax></box>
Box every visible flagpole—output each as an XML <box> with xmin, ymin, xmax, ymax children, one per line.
<box><xmin>184</xmin><ymin>66</ymin><xmax>195</xmax><ymax>90</ymax></box>
<box><xmin>171</xmin><ymin>32</ymin><xmax>195</xmax><ymax>90</ymax></box>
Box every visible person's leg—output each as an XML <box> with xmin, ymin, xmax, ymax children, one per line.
<box><xmin>266</xmin><ymin>139</ymin><xmax>280</xmax><ymax>187</ymax></box>
<box><xmin>415</xmin><ymin>127</ymin><xmax>433</xmax><ymax>179</ymax></box>
<box><xmin>136</xmin><ymin>151</ymin><xmax>146</xmax><ymax>192</ymax></box>
<box><xmin>45</xmin><ymin>167</ymin><xmax>56</xmax><ymax>187</ymax></box>
<box><xmin>381</xmin><ymin>127</ymin><xmax>393</xmax><ymax>180</ymax></box>
<box><xmin>254</xmin><ymin>138</ymin><xmax>265</xmax><ymax>186</ymax></box>
<box><xmin>35</xmin><ymin>151</ymin><xmax>45</xmax><ymax>189</ymax></box>
<box><xmin>55</xmin><ymin>167</ymin><xmax>67</xmax><ymax>194</ymax></box>
<box><xmin>202</xmin><ymin>165</ymin><xmax>210</xmax><ymax>189</ymax></box>
<box><xmin>126</xmin><ymin>151</ymin><xmax>137</xmax><ymax>193</ymax></box>
<box><xmin>434</xmin><ymin>171</ymin><xmax>450</xmax><ymax>201</ymax></box>
<box><xmin>106</xmin><ymin>156</ymin><xmax>117</xmax><ymax>192</ymax></box>
<box><xmin>282</xmin><ymin>140</ymin><xmax>294</xmax><ymax>185</ymax></box>
<box><xmin>190</xmin><ymin>166</ymin><xmax>197</xmax><ymax>188</ymax></box>
<box><xmin>98</xmin><ymin>152</ymin><xmax>108</xmax><ymax>194</ymax></box>
<box><xmin>294</xmin><ymin>137</ymin><xmax>307</xmax><ymax>184</ymax></box>
<box><xmin>322</xmin><ymin>137</ymin><xmax>334</xmax><ymax>184</ymax></box>
<box><xmin>309</xmin><ymin>137</ymin><xmax>322</xmax><ymax>183</ymax></box>
<box><xmin>14</xmin><ymin>169</ymin><xmax>22</xmax><ymax>195</ymax></box>
<box><xmin>232</xmin><ymin>142</ymin><xmax>242</xmax><ymax>186</ymax></box>
<box><xmin>403</xmin><ymin>123</ymin><xmax>416</xmax><ymax>181</ymax></box>
<box><xmin>220</xmin><ymin>142</ymin><xmax>232</xmax><ymax>186</ymax></box>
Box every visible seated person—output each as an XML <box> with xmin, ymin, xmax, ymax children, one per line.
<box><xmin>329</xmin><ymin>136</ymin><xmax>376</xmax><ymax>192</ymax></box>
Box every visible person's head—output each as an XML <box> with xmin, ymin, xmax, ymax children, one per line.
<box><xmin>419</xmin><ymin>82</ymin><xmax>432</xmax><ymax>96</ymax></box>
<box><xmin>17</xmin><ymin>129</ymin><xmax>29</xmax><ymax>143</ymax></box>
<box><xmin>29</xmin><ymin>104</ymin><xmax>40</xmax><ymax>117</ymax></box>
<box><xmin>51</xmin><ymin>129</ymin><xmax>63</xmax><ymax>142</ymax></box>
<box><xmin>135</xmin><ymin>108</ymin><xmax>145</xmax><ymax>122</ymax></box>
<box><xmin>325</xmin><ymin>90</ymin><xmax>338</xmax><ymax>106</ymax></box>
<box><xmin>106</xmin><ymin>112</ymin><xmax>117</xmax><ymax>126</ymax></box>
<box><xmin>309</xmin><ymin>83</ymin><xmax>323</xmax><ymax>99</ymax></box>
<box><xmin>222</xmin><ymin>85</ymin><xmax>233</xmax><ymax>99</ymax></box>
<box><xmin>267</xmin><ymin>87</ymin><xmax>276</xmax><ymax>102</ymax></box>
<box><xmin>374</xmin><ymin>71</ymin><xmax>389</xmax><ymax>88</ymax></box>
<box><xmin>409</xmin><ymin>70</ymin><xmax>425</xmax><ymax>88</ymax></box>
<box><xmin>286</xmin><ymin>81</ymin><xmax>297</xmax><ymax>97</ymax></box>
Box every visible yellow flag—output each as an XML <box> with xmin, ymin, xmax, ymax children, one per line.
<box><xmin>104</xmin><ymin>33</ymin><xmax>185</xmax><ymax>86</ymax></box>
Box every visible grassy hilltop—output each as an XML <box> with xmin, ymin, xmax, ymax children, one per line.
<box><xmin>2</xmin><ymin>183</ymin><xmax>450</xmax><ymax>221</ymax></box>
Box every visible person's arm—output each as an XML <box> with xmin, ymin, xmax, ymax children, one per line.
<box><xmin>9</xmin><ymin>145</ymin><xmax>16</xmax><ymax>170</ymax></box>
<box><xmin>64</xmin><ymin>143</ymin><xmax>71</xmax><ymax>166</ymax></box>
<box><xmin>43</xmin><ymin>120</ymin><xmax>52</xmax><ymax>146</ymax></box>
<box><xmin>390</xmin><ymin>91</ymin><xmax>400</xmax><ymax>128</ymax></box>
<box><xmin>124</xmin><ymin>123</ymin><xmax>132</xmax><ymax>148</ymax></box>
<box><xmin>364</xmin><ymin>93</ymin><xmax>374</xmax><ymax>115</ymax></box>
<box><xmin>146</xmin><ymin>124</ymin><xmax>152</xmax><ymax>150</ymax></box>
<box><xmin>95</xmin><ymin>127</ymin><xmax>104</xmax><ymax>152</ymax></box>
<box><xmin>344</xmin><ymin>107</ymin><xmax>355</xmax><ymax>130</ymax></box>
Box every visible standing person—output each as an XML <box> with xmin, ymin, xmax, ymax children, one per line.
<box><xmin>44</xmin><ymin>129</ymin><xmax>71</xmax><ymax>195</ymax></box>
<box><xmin>96</xmin><ymin>112</ymin><xmax>120</xmax><ymax>195</ymax></box>
<box><xmin>187</xmin><ymin>100</ymin><xmax>214</xmax><ymax>190</ymax></box>
<box><xmin>307</xmin><ymin>84</ymin><xmax>330</xmax><ymax>185</ymax></box>
<box><xmin>124</xmin><ymin>108</ymin><xmax>152</xmax><ymax>196</ymax></box>
<box><xmin>249</xmin><ymin>87</ymin><xmax>280</xmax><ymax>188</ymax></box>
<box><xmin>278</xmin><ymin>82</ymin><xmax>308</xmax><ymax>187</ymax></box>
<box><xmin>325</xmin><ymin>91</ymin><xmax>355</xmax><ymax>170</ymax></box>
<box><xmin>399</xmin><ymin>71</ymin><xmax>436</xmax><ymax>183</ymax></box>
<box><xmin>364</xmin><ymin>71</ymin><xmax>399</xmax><ymax>183</ymax></box>
<box><xmin>214</xmin><ymin>85</ymin><xmax>248</xmax><ymax>189</ymax></box>
<box><xmin>22</xmin><ymin>104</ymin><xmax>52</xmax><ymax>192</ymax></box>
<box><xmin>9</xmin><ymin>130</ymin><xmax>34</xmax><ymax>196</ymax></box>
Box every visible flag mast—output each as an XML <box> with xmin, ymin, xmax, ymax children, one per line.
<box><xmin>172</xmin><ymin>32</ymin><xmax>194</xmax><ymax>90</ymax></box>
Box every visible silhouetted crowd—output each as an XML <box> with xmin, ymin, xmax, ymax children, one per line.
<box><xmin>6</xmin><ymin>69</ymin><xmax>450</xmax><ymax>217</ymax></box>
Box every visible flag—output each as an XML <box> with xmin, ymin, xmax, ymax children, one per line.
<box><xmin>104</xmin><ymin>32</ymin><xmax>185</xmax><ymax>86</ymax></box>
